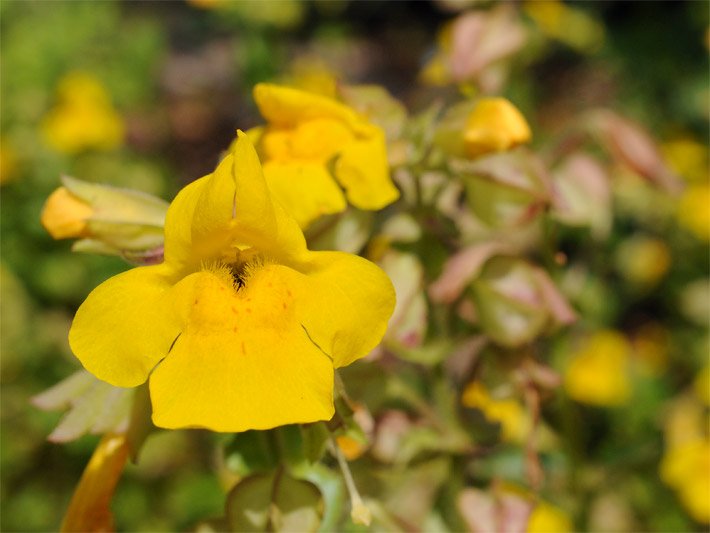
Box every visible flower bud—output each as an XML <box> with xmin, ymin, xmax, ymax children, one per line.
<box><xmin>463</xmin><ymin>98</ymin><xmax>532</xmax><ymax>158</ymax></box>
<box><xmin>435</xmin><ymin>98</ymin><xmax>532</xmax><ymax>160</ymax></box>
<box><xmin>41</xmin><ymin>176</ymin><xmax>168</xmax><ymax>264</ymax></box>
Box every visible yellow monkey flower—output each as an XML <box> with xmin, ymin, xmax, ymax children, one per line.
<box><xmin>68</xmin><ymin>132</ymin><xmax>395</xmax><ymax>432</ymax></box>
<box><xmin>41</xmin><ymin>72</ymin><xmax>124</xmax><ymax>154</ymax></box>
<box><xmin>248</xmin><ymin>83</ymin><xmax>399</xmax><ymax>228</ymax></box>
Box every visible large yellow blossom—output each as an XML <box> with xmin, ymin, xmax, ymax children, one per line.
<box><xmin>248</xmin><ymin>83</ymin><xmax>399</xmax><ymax>228</ymax></box>
<box><xmin>68</xmin><ymin>132</ymin><xmax>395</xmax><ymax>432</ymax></box>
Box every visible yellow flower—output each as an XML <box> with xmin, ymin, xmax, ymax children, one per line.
<box><xmin>68</xmin><ymin>132</ymin><xmax>395</xmax><ymax>432</ymax></box>
<box><xmin>524</xmin><ymin>0</ymin><xmax>605</xmax><ymax>53</ymax></box>
<box><xmin>249</xmin><ymin>83</ymin><xmax>399</xmax><ymax>228</ymax></box>
<box><xmin>677</xmin><ymin>183</ymin><xmax>710</xmax><ymax>241</ymax></box>
<box><xmin>463</xmin><ymin>98</ymin><xmax>532</xmax><ymax>158</ymax></box>
<box><xmin>660</xmin><ymin>438</ymin><xmax>710</xmax><ymax>524</ymax></box>
<box><xmin>462</xmin><ymin>381</ymin><xmax>530</xmax><ymax>442</ymax></box>
<box><xmin>527</xmin><ymin>501</ymin><xmax>573</xmax><ymax>533</ymax></box>
<box><xmin>41</xmin><ymin>72</ymin><xmax>124</xmax><ymax>154</ymax></box>
<box><xmin>661</xmin><ymin>137</ymin><xmax>708</xmax><ymax>183</ymax></box>
<box><xmin>564</xmin><ymin>330</ymin><xmax>631</xmax><ymax>407</ymax></box>
<box><xmin>614</xmin><ymin>235</ymin><xmax>671</xmax><ymax>287</ymax></box>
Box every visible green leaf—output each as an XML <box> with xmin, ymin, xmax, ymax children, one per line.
<box><xmin>226</xmin><ymin>469</ymin><xmax>324</xmax><ymax>532</ymax></box>
<box><xmin>226</xmin><ymin>473</ymin><xmax>273</xmax><ymax>532</ymax></box>
<box><xmin>291</xmin><ymin>463</ymin><xmax>346</xmax><ymax>533</ymax></box>
<box><xmin>224</xmin><ymin>431</ymin><xmax>278</xmax><ymax>477</ymax></box>
<box><xmin>301</xmin><ymin>423</ymin><xmax>330</xmax><ymax>464</ymax></box>
<box><xmin>271</xmin><ymin>470</ymin><xmax>323</xmax><ymax>532</ymax></box>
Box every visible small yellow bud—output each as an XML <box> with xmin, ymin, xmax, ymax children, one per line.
<box><xmin>463</xmin><ymin>97</ymin><xmax>532</xmax><ymax>158</ymax></box>
<box><xmin>41</xmin><ymin>187</ymin><xmax>93</xmax><ymax>239</ymax></box>
<box><xmin>40</xmin><ymin>176</ymin><xmax>168</xmax><ymax>263</ymax></box>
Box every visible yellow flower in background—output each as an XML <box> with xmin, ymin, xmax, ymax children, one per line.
<box><xmin>614</xmin><ymin>235</ymin><xmax>671</xmax><ymax>287</ymax></box>
<box><xmin>524</xmin><ymin>0</ymin><xmax>605</xmax><ymax>54</ymax></box>
<box><xmin>462</xmin><ymin>381</ymin><xmax>530</xmax><ymax>442</ymax></box>
<box><xmin>661</xmin><ymin>137</ymin><xmax>708</xmax><ymax>183</ymax></box>
<box><xmin>677</xmin><ymin>183</ymin><xmax>710</xmax><ymax>241</ymax></box>
<box><xmin>564</xmin><ymin>330</ymin><xmax>631</xmax><ymax>407</ymax></box>
<box><xmin>527</xmin><ymin>500</ymin><xmax>573</xmax><ymax>533</ymax></box>
<box><xmin>41</xmin><ymin>72</ymin><xmax>124</xmax><ymax>154</ymax></box>
<box><xmin>660</xmin><ymin>379</ymin><xmax>710</xmax><ymax>524</ymax></box>
<box><xmin>68</xmin><ymin>132</ymin><xmax>395</xmax><ymax>432</ymax></box>
<box><xmin>249</xmin><ymin>83</ymin><xmax>399</xmax><ymax>228</ymax></box>
<box><xmin>463</xmin><ymin>97</ymin><xmax>532</xmax><ymax>158</ymax></box>
<box><xmin>661</xmin><ymin>438</ymin><xmax>710</xmax><ymax>524</ymax></box>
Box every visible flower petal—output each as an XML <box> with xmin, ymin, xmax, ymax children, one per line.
<box><xmin>334</xmin><ymin>130</ymin><xmax>400</xmax><ymax>210</ymax></box>
<box><xmin>149</xmin><ymin>266</ymin><xmax>335</xmax><ymax>432</ymax></box>
<box><xmin>163</xmin><ymin>132</ymin><xmax>307</xmax><ymax>268</ymax></box>
<box><xmin>69</xmin><ymin>265</ymin><xmax>180</xmax><ymax>388</ymax></box>
<box><xmin>298</xmin><ymin>251</ymin><xmax>396</xmax><ymax>368</ymax></box>
<box><xmin>253</xmin><ymin>83</ymin><xmax>369</xmax><ymax>135</ymax></box>
<box><xmin>263</xmin><ymin>161</ymin><xmax>347</xmax><ymax>228</ymax></box>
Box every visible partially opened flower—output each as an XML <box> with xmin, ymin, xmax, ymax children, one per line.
<box><xmin>248</xmin><ymin>83</ymin><xmax>399</xmax><ymax>228</ymax></box>
<box><xmin>41</xmin><ymin>176</ymin><xmax>168</xmax><ymax>263</ymax></box>
<box><xmin>68</xmin><ymin>132</ymin><xmax>395</xmax><ymax>432</ymax></box>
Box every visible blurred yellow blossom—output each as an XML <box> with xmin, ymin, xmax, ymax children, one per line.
<box><xmin>677</xmin><ymin>183</ymin><xmax>710</xmax><ymax>241</ymax></box>
<box><xmin>660</xmin><ymin>438</ymin><xmax>710</xmax><ymax>523</ymax></box>
<box><xmin>524</xmin><ymin>0</ymin><xmax>605</xmax><ymax>53</ymax></box>
<box><xmin>462</xmin><ymin>381</ymin><xmax>530</xmax><ymax>442</ymax></box>
<box><xmin>68</xmin><ymin>132</ymin><xmax>395</xmax><ymax>431</ymax></box>
<box><xmin>564</xmin><ymin>330</ymin><xmax>632</xmax><ymax>406</ymax></box>
<box><xmin>463</xmin><ymin>97</ymin><xmax>532</xmax><ymax>158</ymax></box>
<box><xmin>41</xmin><ymin>72</ymin><xmax>124</xmax><ymax>154</ymax></box>
<box><xmin>660</xmin><ymin>372</ymin><xmax>710</xmax><ymax>523</ymax></box>
<box><xmin>614</xmin><ymin>235</ymin><xmax>671</xmax><ymax>287</ymax></box>
<box><xmin>527</xmin><ymin>500</ymin><xmax>573</xmax><ymax>533</ymax></box>
<box><xmin>249</xmin><ymin>83</ymin><xmax>399</xmax><ymax>228</ymax></box>
<box><xmin>661</xmin><ymin>137</ymin><xmax>708</xmax><ymax>183</ymax></box>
